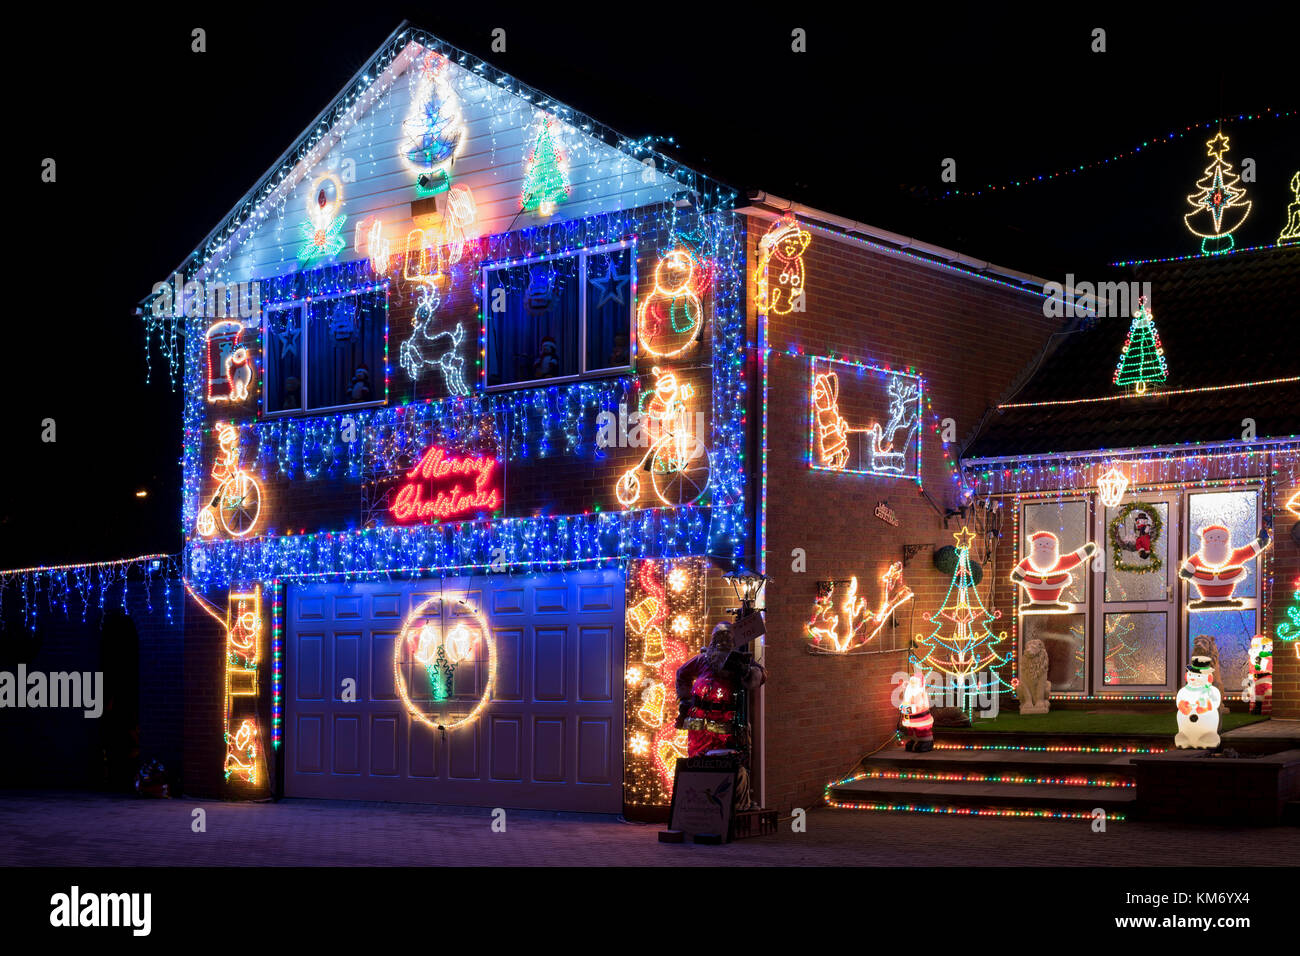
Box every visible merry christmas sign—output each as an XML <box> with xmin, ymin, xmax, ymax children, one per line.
<box><xmin>386</xmin><ymin>445</ymin><xmax>504</xmax><ymax>524</ymax></box>
<box><xmin>808</xmin><ymin>356</ymin><xmax>922</xmax><ymax>479</ymax></box>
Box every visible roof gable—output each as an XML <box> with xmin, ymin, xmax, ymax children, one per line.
<box><xmin>151</xmin><ymin>22</ymin><xmax>734</xmax><ymax>296</ymax></box>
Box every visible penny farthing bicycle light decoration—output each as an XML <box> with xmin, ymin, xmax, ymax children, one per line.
<box><xmin>196</xmin><ymin>422</ymin><xmax>263</xmax><ymax>538</ymax></box>
<box><xmin>393</xmin><ymin>596</ymin><xmax>497</xmax><ymax>733</ymax></box>
<box><xmin>615</xmin><ymin>366</ymin><xmax>712</xmax><ymax>508</ymax></box>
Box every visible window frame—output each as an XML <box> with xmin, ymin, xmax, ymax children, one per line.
<box><xmin>480</xmin><ymin>238</ymin><xmax>636</xmax><ymax>393</ymax></box>
<box><xmin>261</xmin><ymin>285</ymin><xmax>390</xmax><ymax>419</ymax></box>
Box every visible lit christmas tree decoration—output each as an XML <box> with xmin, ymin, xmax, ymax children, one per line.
<box><xmin>1113</xmin><ymin>296</ymin><xmax>1168</xmax><ymax>394</ymax></box>
<box><xmin>1183</xmin><ymin>132</ymin><xmax>1252</xmax><ymax>254</ymax></box>
<box><xmin>519</xmin><ymin>117</ymin><xmax>570</xmax><ymax>216</ymax></box>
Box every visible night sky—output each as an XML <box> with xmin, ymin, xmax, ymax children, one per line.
<box><xmin>6</xmin><ymin>3</ymin><xmax>1297</xmax><ymax>567</ymax></box>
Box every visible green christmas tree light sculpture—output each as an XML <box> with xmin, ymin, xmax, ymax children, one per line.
<box><xmin>1113</xmin><ymin>296</ymin><xmax>1168</xmax><ymax>395</ymax></box>
<box><xmin>520</xmin><ymin>118</ymin><xmax>570</xmax><ymax>216</ymax></box>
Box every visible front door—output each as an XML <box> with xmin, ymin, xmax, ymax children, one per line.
<box><xmin>1092</xmin><ymin>493</ymin><xmax>1180</xmax><ymax>694</ymax></box>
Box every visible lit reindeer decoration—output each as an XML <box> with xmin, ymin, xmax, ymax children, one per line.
<box><xmin>398</xmin><ymin>285</ymin><xmax>469</xmax><ymax>396</ymax></box>
<box><xmin>805</xmin><ymin>562</ymin><xmax>914</xmax><ymax>653</ymax></box>
<box><xmin>866</xmin><ymin>377</ymin><xmax>920</xmax><ymax>474</ymax></box>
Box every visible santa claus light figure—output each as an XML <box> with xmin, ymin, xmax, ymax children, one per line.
<box><xmin>1241</xmin><ymin>634</ymin><xmax>1273</xmax><ymax>715</ymax></box>
<box><xmin>1011</xmin><ymin>531</ymin><xmax>1098</xmax><ymax>613</ymax></box>
<box><xmin>899</xmin><ymin>672</ymin><xmax>934</xmax><ymax>752</ymax></box>
<box><xmin>1178</xmin><ymin>522</ymin><xmax>1271</xmax><ymax>610</ymax></box>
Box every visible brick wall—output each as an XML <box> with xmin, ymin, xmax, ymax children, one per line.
<box><xmin>0</xmin><ymin>581</ymin><xmax>184</xmax><ymax>789</ymax></box>
<box><xmin>1269</xmin><ymin>455</ymin><xmax>1300</xmax><ymax>718</ymax></box>
<box><xmin>753</xmin><ymin>215</ymin><xmax>1061</xmax><ymax>812</ymax></box>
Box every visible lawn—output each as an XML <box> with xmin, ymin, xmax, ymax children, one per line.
<box><xmin>954</xmin><ymin>710</ymin><xmax>1269</xmax><ymax>736</ymax></box>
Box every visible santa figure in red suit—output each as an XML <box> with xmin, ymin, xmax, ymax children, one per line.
<box><xmin>1011</xmin><ymin>531</ymin><xmax>1098</xmax><ymax>612</ymax></box>
<box><xmin>675</xmin><ymin>622</ymin><xmax>766</xmax><ymax>758</ymax></box>
<box><xmin>1178</xmin><ymin>523</ymin><xmax>1271</xmax><ymax>610</ymax></box>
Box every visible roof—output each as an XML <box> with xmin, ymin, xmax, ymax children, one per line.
<box><xmin>139</xmin><ymin>21</ymin><xmax>735</xmax><ymax>307</ymax></box>
<box><xmin>964</xmin><ymin>244</ymin><xmax>1300</xmax><ymax>461</ymax></box>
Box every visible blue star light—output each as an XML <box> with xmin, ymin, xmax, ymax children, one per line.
<box><xmin>588</xmin><ymin>256</ymin><xmax>630</xmax><ymax>308</ymax></box>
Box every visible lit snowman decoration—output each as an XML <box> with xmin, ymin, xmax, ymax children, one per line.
<box><xmin>1175</xmin><ymin>655</ymin><xmax>1221</xmax><ymax>749</ymax></box>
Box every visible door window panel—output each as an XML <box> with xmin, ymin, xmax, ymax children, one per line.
<box><xmin>1104</xmin><ymin>501</ymin><xmax>1168</xmax><ymax>602</ymax></box>
<box><xmin>1024</xmin><ymin>613</ymin><xmax>1086</xmax><ymax>693</ymax></box>
<box><xmin>1102</xmin><ymin>611</ymin><xmax>1167</xmax><ymax>686</ymax></box>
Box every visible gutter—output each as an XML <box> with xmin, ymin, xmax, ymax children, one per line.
<box><xmin>738</xmin><ymin>190</ymin><xmax>1051</xmax><ymax>291</ymax></box>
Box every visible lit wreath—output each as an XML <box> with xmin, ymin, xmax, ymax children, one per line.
<box><xmin>1107</xmin><ymin>502</ymin><xmax>1164</xmax><ymax>574</ymax></box>
<box><xmin>393</xmin><ymin>595</ymin><xmax>496</xmax><ymax>732</ymax></box>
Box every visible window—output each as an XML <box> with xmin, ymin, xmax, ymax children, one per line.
<box><xmin>1016</xmin><ymin>484</ymin><xmax>1264</xmax><ymax>695</ymax></box>
<box><xmin>264</xmin><ymin>289</ymin><xmax>388</xmax><ymax>414</ymax></box>
<box><xmin>483</xmin><ymin>241</ymin><xmax>634</xmax><ymax>389</ymax></box>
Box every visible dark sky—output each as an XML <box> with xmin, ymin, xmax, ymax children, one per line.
<box><xmin>5</xmin><ymin>2</ymin><xmax>1297</xmax><ymax>567</ymax></box>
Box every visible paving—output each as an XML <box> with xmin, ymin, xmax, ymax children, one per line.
<box><xmin>1</xmin><ymin>789</ymin><xmax>1297</xmax><ymax>867</ymax></box>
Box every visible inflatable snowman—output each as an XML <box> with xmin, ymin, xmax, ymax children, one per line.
<box><xmin>1175</xmin><ymin>655</ymin><xmax>1221</xmax><ymax>749</ymax></box>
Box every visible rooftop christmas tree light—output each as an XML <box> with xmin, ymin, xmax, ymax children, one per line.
<box><xmin>1184</xmin><ymin>131</ymin><xmax>1251</xmax><ymax>254</ymax></box>
<box><xmin>402</xmin><ymin>51</ymin><xmax>465</xmax><ymax>195</ymax></box>
<box><xmin>1113</xmin><ymin>296</ymin><xmax>1168</xmax><ymax>395</ymax></box>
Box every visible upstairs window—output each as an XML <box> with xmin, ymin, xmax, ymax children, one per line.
<box><xmin>483</xmin><ymin>241</ymin><xmax>634</xmax><ymax>389</ymax></box>
<box><xmin>264</xmin><ymin>289</ymin><xmax>388</xmax><ymax>414</ymax></box>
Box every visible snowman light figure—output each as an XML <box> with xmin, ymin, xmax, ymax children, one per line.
<box><xmin>1010</xmin><ymin>531</ymin><xmax>1098</xmax><ymax>613</ymax></box>
<box><xmin>1175</xmin><ymin>655</ymin><xmax>1222</xmax><ymax>749</ymax></box>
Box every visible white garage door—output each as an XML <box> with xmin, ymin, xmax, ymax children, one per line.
<box><xmin>285</xmin><ymin>570</ymin><xmax>624</xmax><ymax>811</ymax></box>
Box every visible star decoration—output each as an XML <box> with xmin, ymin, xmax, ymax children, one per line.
<box><xmin>1200</xmin><ymin>167</ymin><xmax>1237</xmax><ymax>230</ymax></box>
<box><xmin>952</xmin><ymin>526</ymin><xmax>976</xmax><ymax>551</ymax></box>
<box><xmin>276</xmin><ymin>313</ymin><xmax>301</xmax><ymax>361</ymax></box>
<box><xmin>1205</xmin><ymin>131</ymin><xmax>1231</xmax><ymax>162</ymax></box>
<box><xmin>588</xmin><ymin>256</ymin><xmax>630</xmax><ymax>308</ymax></box>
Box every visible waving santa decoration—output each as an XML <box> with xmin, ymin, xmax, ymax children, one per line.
<box><xmin>1178</xmin><ymin>521</ymin><xmax>1271</xmax><ymax>610</ymax></box>
<box><xmin>1011</xmin><ymin>531</ymin><xmax>1098</xmax><ymax>613</ymax></box>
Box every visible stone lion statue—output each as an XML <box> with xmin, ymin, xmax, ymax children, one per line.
<box><xmin>1191</xmin><ymin>634</ymin><xmax>1230</xmax><ymax>715</ymax></box>
<box><xmin>1019</xmin><ymin>639</ymin><xmax>1052</xmax><ymax>714</ymax></box>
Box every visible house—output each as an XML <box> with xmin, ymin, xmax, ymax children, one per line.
<box><xmin>138</xmin><ymin>22</ymin><xmax>1071</xmax><ymax>816</ymax></box>
<box><xmin>962</xmin><ymin>245</ymin><xmax>1300</xmax><ymax>720</ymax></box>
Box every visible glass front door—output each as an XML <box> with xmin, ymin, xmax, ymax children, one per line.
<box><xmin>1093</xmin><ymin>493</ymin><xmax>1179</xmax><ymax>693</ymax></box>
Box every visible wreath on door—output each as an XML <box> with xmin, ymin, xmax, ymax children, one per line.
<box><xmin>1107</xmin><ymin>502</ymin><xmax>1164</xmax><ymax>574</ymax></box>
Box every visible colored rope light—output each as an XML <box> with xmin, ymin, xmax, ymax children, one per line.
<box><xmin>1109</xmin><ymin>241</ymin><xmax>1297</xmax><ymax>266</ymax></box>
<box><xmin>999</xmin><ymin>375</ymin><xmax>1300</xmax><ymax>410</ymax></box>
<box><xmin>270</xmin><ymin>580</ymin><xmax>284</xmax><ymax>749</ymax></box>
<box><xmin>930</xmin><ymin>742</ymin><xmax>1168</xmax><ymax>754</ymax></box>
<box><xmin>823</xmin><ymin>798</ymin><xmax>1125</xmax><ymax>822</ymax></box>
<box><xmin>637</xmin><ymin>248</ymin><xmax>705</xmax><ymax>358</ymax></box>
<box><xmin>940</xmin><ymin>108</ymin><xmax>1294</xmax><ymax>199</ymax></box>
<box><xmin>833</xmin><ymin>769</ymin><xmax>1134</xmax><ymax>788</ymax></box>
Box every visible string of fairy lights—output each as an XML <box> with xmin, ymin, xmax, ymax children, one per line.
<box><xmin>938</xmin><ymin>108</ymin><xmax>1295</xmax><ymax>199</ymax></box>
<box><xmin>0</xmin><ymin>554</ymin><xmax>181</xmax><ymax>632</ymax></box>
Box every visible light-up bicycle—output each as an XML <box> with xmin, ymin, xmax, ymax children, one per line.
<box><xmin>615</xmin><ymin>367</ymin><xmax>711</xmax><ymax>508</ymax></box>
<box><xmin>197</xmin><ymin>422</ymin><xmax>262</xmax><ymax>538</ymax></box>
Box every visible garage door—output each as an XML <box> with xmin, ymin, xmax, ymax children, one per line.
<box><xmin>285</xmin><ymin>570</ymin><xmax>624</xmax><ymax>811</ymax></box>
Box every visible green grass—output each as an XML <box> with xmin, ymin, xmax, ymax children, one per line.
<box><xmin>951</xmin><ymin>710</ymin><xmax>1269</xmax><ymax>736</ymax></box>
